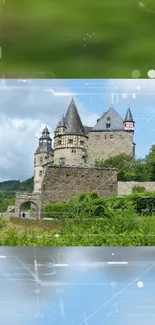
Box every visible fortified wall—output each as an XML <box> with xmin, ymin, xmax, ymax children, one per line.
<box><xmin>118</xmin><ymin>182</ymin><xmax>155</xmax><ymax>195</ymax></box>
<box><xmin>41</xmin><ymin>165</ymin><xmax>118</xmax><ymax>209</ymax></box>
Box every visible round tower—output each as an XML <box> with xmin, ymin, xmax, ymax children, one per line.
<box><xmin>34</xmin><ymin>126</ymin><xmax>54</xmax><ymax>193</ymax></box>
<box><xmin>53</xmin><ymin>99</ymin><xmax>88</xmax><ymax>166</ymax></box>
<box><xmin>123</xmin><ymin>108</ymin><xmax>135</xmax><ymax>132</ymax></box>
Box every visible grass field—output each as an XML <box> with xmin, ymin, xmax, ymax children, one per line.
<box><xmin>1</xmin><ymin>214</ymin><xmax>155</xmax><ymax>246</ymax></box>
<box><xmin>1</xmin><ymin>0</ymin><xmax>155</xmax><ymax>78</ymax></box>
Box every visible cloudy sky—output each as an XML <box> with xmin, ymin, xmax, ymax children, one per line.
<box><xmin>0</xmin><ymin>78</ymin><xmax>155</xmax><ymax>182</ymax></box>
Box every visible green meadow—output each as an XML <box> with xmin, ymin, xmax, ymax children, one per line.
<box><xmin>2</xmin><ymin>0</ymin><xmax>155</xmax><ymax>78</ymax></box>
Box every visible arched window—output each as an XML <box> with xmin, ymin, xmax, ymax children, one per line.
<box><xmin>107</xmin><ymin>117</ymin><xmax>111</xmax><ymax>121</ymax></box>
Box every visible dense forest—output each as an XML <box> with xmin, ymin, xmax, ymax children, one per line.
<box><xmin>0</xmin><ymin>177</ymin><xmax>34</xmax><ymax>193</ymax></box>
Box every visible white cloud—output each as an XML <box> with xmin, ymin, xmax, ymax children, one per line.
<box><xmin>0</xmin><ymin>79</ymin><xmax>95</xmax><ymax>182</ymax></box>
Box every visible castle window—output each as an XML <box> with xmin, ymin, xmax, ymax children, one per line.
<box><xmin>105</xmin><ymin>135</ymin><xmax>107</xmax><ymax>139</ymax></box>
<box><xmin>39</xmin><ymin>170</ymin><xmax>42</xmax><ymax>177</ymax></box>
<box><xmin>107</xmin><ymin>117</ymin><xmax>111</xmax><ymax>121</ymax></box>
<box><xmin>80</xmin><ymin>140</ymin><xmax>84</xmax><ymax>145</ymax></box>
<box><xmin>68</xmin><ymin>139</ymin><xmax>73</xmax><ymax>144</ymax></box>
<box><xmin>43</xmin><ymin>183</ymin><xmax>45</xmax><ymax>191</ymax></box>
<box><xmin>106</xmin><ymin>123</ymin><xmax>111</xmax><ymax>128</ymax></box>
<box><xmin>120</xmin><ymin>135</ymin><xmax>124</xmax><ymax>140</ymax></box>
<box><xmin>95</xmin><ymin>135</ymin><xmax>100</xmax><ymax>140</ymax></box>
<box><xmin>58</xmin><ymin>140</ymin><xmax>62</xmax><ymax>145</ymax></box>
<box><xmin>59</xmin><ymin>158</ymin><xmax>65</xmax><ymax>166</ymax></box>
<box><xmin>34</xmin><ymin>158</ymin><xmax>36</xmax><ymax>164</ymax></box>
<box><xmin>110</xmin><ymin>134</ymin><xmax>113</xmax><ymax>139</ymax></box>
<box><xmin>40</xmin><ymin>157</ymin><xmax>43</xmax><ymax>164</ymax></box>
<box><xmin>72</xmin><ymin>149</ymin><xmax>76</xmax><ymax>153</ymax></box>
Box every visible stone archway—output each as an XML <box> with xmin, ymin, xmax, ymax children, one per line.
<box><xmin>15</xmin><ymin>192</ymin><xmax>42</xmax><ymax>218</ymax></box>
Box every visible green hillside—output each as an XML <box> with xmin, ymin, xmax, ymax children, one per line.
<box><xmin>0</xmin><ymin>177</ymin><xmax>34</xmax><ymax>193</ymax></box>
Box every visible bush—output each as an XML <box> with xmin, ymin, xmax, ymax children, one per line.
<box><xmin>132</xmin><ymin>185</ymin><xmax>146</xmax><ymax>194</ymax></box>
<box><xmin>44</xmin><ymin>202</ymin><xmax>72</xmax><ymax>219</ymax></box>
<box><xmin>0</xmin><ymin>217</ymin><xmax>6</xmax><ymax>228</ymax></box>
<box><xmin>130</xmin><ymin>193</ymin><xmax>155</xmax><ymax>215</ymax></box>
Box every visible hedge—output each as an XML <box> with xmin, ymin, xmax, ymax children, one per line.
<box><xmin>44</xmin><ymin>202</ymin><xmax>73</xmax><ymax>219</ymax></box>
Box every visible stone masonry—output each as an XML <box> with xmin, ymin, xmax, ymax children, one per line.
<box><xmin>15</xmin><ymin>192</ymin><xmax>41</xmax><ymax>218</ymax></box>
<box><xmin>118</xmin><ymin>182</ymin><xmax>155</xmax><ymax>195</ymax></box>
<box><xmin>41</xmin><ymin>165</ymin><xmax>118</xmax><ymax>211</ymax></box>
<box><xmin>87</xmin><ymin>131</ymin><xmax>134</xmax><ymax>164</ymax></box>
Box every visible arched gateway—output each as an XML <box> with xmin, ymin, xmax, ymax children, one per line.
<box><xmin>15</xmin><ymin>192</ymin><xmax>42</xmax><ymax>218</ymax></box>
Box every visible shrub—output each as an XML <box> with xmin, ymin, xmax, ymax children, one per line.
<box><xmin>132</xmin><ymin>185</ymin><xmax>146</xmax><ymax>194</ymax></box>
<box><xmin>44</xmin><ymin>202</ymin><xmax>72</xmax><ymax>219</ymax></box>
<box><xmin>0</xmin><ymin>217</ymin><xmax>6</xmax><ymax>228</ymax></box>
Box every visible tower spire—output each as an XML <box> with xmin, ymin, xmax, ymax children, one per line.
<box><xmin>64</xmin><ymin>98</ymin><xmax>86</xmax><ymax>135</ymax></box>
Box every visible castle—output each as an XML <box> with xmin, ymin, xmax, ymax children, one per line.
<box><xmin>33</xmin><ymin>98</ymin><xmax>135</xmax><ymax>193</ymax></box>
<box><xmin>15</xmin><ymin>99</ymin><xmax>135</xmax><ymax>217</ymax></box>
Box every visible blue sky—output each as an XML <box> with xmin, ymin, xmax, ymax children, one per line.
<box><xmin>0</xmin><ymin>78</ymin><xmax>154</xmax><ymax>181</ymax></box>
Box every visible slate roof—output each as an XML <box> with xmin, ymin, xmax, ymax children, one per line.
<box><xmin>35</xmin><ymin>126</ymin><xmax>53</xmax><ymax>154</ymax></box>
<box><xmin>57</xmin><ymin>115</ymin><xmax>66</xmax><ymax>128</ymax></box>
<box><xmin>92</xmin><ymin>107</ymin><xmax>124</xmax><ymax>131</ymax></box>
<box><xmin>84</xmin><ymin>126</ymin><xmax>93</xmax><ymax>135</ymax></box>
<box><xmin>124</xmin><ymin>108</ymin><xmax>134</xmax><ymax>122</ymax></box>
<box><xmin>64</xmin><ymin>98</ymin><xmax>86</xmax><ymax>136</ymax></box>
<box><xmin>40</xmin><ymin>126</ymin><xmax>51</xmax><ymax>140</ymax></box>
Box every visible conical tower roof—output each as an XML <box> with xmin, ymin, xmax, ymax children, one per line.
<box><xmin>59</xmin><ymin>114</ymin><xmax>66</xmax><ymax>127</ymax></box>
<box><xmin>124</xmin><ymin>108</ymin><xmax>134</xmax><ymax>122</ymax></box>
<box><xmin>64</xmin><ymin>98</ymin><xmax>86</xmax><ymax>136</ymax></box>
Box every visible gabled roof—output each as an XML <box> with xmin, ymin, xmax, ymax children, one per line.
<box><xmin>92</xmin><ymin>107</ymin><xmax>124</xmax><ymax>131</ymax></box>
<box><xmin>124</xmin><ymin>108</ymin><xmax>134</xmax><ymax>122</ymax></box>
<box><xmin>64</xmin><ymin>98</ymin><xmax>86</xmax><ymax>136</ymax></box>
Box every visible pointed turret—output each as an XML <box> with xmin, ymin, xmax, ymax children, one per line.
<box><xmin>65</xmin><ymin>98</ymin><xmax>86</xmax><ymax>136</ymax></box>
<box><xmin>124</xmin><ymin>108</ymin><xmax>134</xmax><ymax>122</ymax></box>
<box><xmin>36</xmin><ymin>126</ymin><xmax>53</xmax><ymax>155</ymax></box>
<box><xmin>59</xmin><ymin>114</ymin><xmax>66</xmax><ymax>127</ymax></box>
<box><xmin>34</xmin><ymin>126</ymin><xmax>54</xmax><ymax>193</ymax></box>
<box><xmin>123</xmin><ymin>108</ymin><xmax>135</xmax><ymax>132</ymax></box>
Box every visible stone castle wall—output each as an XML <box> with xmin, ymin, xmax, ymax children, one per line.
<box><xmin>118</xmin><ymin>182</ymin><xmax>155</xmax><ymax>195</ymax></box>
<box><xmin>34</xmin><ymin>152</ymin><xmax>46</xmax><ymax>193</ymax></box>
<box><xmin>87</xmin><ymin>131</ymin><xmax>134</xmax><ymax>164</ymax></box>
<box><xmin>41</xmin><ymin>165</ymin><xmax>118</xmax><ymax>206</ymax></box>
<box><xmin>54</xmin><ymin>147</ymin><xmax>87</xmax><ymax>166</ymax></box>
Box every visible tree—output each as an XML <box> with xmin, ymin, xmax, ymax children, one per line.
<box><xmin>95</xmin><ymin>154</ymin><xmax>135</xmax><ymax>181</ymax></box>
<box><xmin>145</xmin><ymin>144</ymin><xmax>155</xmax><ymax>181</ymax></box>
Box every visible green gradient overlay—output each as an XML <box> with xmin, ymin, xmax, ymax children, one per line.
<box><xmin>1</xmin><ymin>0</ymin><xmax>155</xmax><ymax>78</ymax></box>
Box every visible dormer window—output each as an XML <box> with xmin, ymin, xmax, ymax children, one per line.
<box><xmin>58</xmin><ymin>140</ymin><xmax>61</xmax><ymax>145</ymax></box>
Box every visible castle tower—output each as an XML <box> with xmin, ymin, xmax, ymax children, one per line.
<box><xmin>34</xmin><ymin>126</ymin><xmax>54</xmax><ymax>193</ymax></box>
<box><xmin>123</xmin><ymin>108</ymin><xmax>135</xmax><ymax>132</ymax></box>
<box><xmin>123</xmin><ymin>107</ymin><xmax>136</xmax><ymax>156</ymax></box>
<box><xmin>53</xmin><ymin>98</ymin><xmax>88</xmax><ymax>166</ymax></box>
<box><xmin>87</xmin><ymin>107</ymin><xmax>136</xmax><ymax>165</ymax></box>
